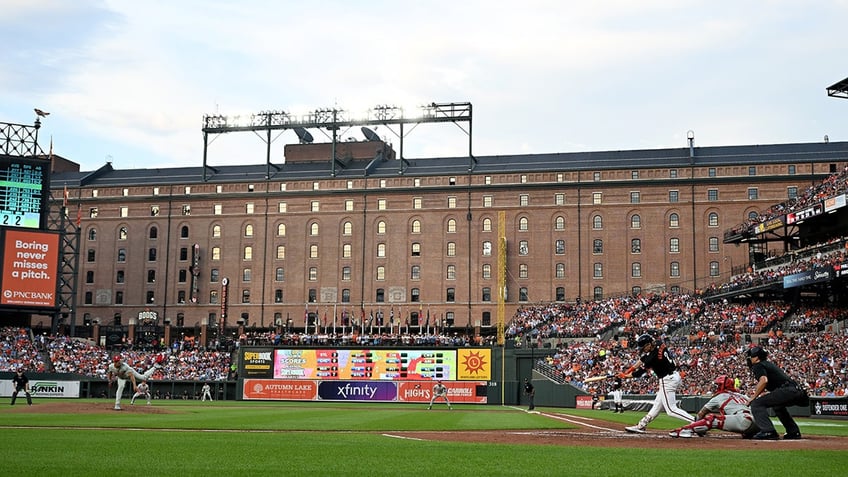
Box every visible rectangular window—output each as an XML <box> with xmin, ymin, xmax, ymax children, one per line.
<box><xmin>448</xmin><ymin>196</ymin><xmax>457</xmax><ymax>208</ymax></box>
<box><xmin>787</xmin><ymin>186</ymin><xmax>798</xmax><ymax>199</ymax></box>
<box><xmin>554</xmin><ymin>193</ymin><xmax>565</xmax><ymax>205</ymax></box>
<box><xmin>345</xmin><ymin>200</ymin><xmax>354</xmax><ymax>211</ymax></box>
<box><xmin>630</xmin><ymin>191</ymin><xmax>640</xmax><ymax>204</ymax></box>
<box><xmin>246</xmin><ymin>203</ymin><xmax>254</xmax><ymax>214</ymax></box>
<box><xmin>413</xmin><ymin>197</ymin><xmax>422</xmax><ymax>209</ymax></box>
<box><xmin>592</xmin><ymin>192</ymin><xmax>602</xmax><ymax>204</ymax></box>
<box><xmin>120</xmin><ymin>206</ymin><xmax>129</xmax><ymax>217</ymax></box>
<box><xmin>631</xmin><ymin>171</ymin><xmax>639</xmax><ymax>180</ymax></box>
<box><xmin>707</xmin><ymin>189</ymin><xmax>718</xmax><ymax>201</ymax></box>
<box><xmin>310</xmin><ymin>201</ymin><xmax>320</xmax><ymax>212</ymax></box>
<box><xmin>519</xmin><ymin>195</ymin><xmax>529</xmax><ymax>207</ymax></box>
<box><xmin>278</xmin><ymin>202</ymin><xmax>287</xmax><ymax>213</ymax></box>
<box><xmin>748</xmin><ymin>166</ymin><xmax>756</xmax><ymax>176</ymax></box>
<box><xmin>377</xmin><ymin>199</ymin><xmax>387</xmax><ymax>210</ymax></box>
<box><xmin>214</xmin><ymin>204</ymin><xmax>222</xmax><ymax>215</ymax></box>
<box><xmin>482</xmin><ymin>196</ymin><xmax>492</xmax><ymax>207</ymax></box>
<box><xmin>748</xmin><ymin>188</ymin><xmax>758</xmax><ymax>200</ymax></box>
<box><xmin>182</xmin><ymin>204</ymin><xmax>191</xmax><ymax>215</ymax></box>
<box><xmin>669</xmin><ymin>190</ymin><xmax>679</xmax><ymax>203</ymax></box>
<box><xmin>708</xmin><ymin>168</ymin><xmax>717</xmax><ymax>178</ymax></box>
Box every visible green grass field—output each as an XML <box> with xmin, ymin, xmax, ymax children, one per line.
<box><xmin>2</xmin><ymin>400</ymin><xmax>847</xmax><ymax>476</ymax></box>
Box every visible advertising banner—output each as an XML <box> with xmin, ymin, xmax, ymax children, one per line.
<box><xmin>272</xmin><ymin>348</ymin><xmax>462</xmax><ymax>381</ymax></box>
<box><xmin>811</xmin><ymin>398</ymin><xmax>848</xmax><ymax>417</ymax></box>
<box><xmin>783</xmin><ymin>267</ymin><xmax>834</xmax><ymax>289</ymax></box>
<box><xmin>242</xmin><ymin>379</ymin><xmax>318</xmax><ymax>400</ymax></box>
<box><xmin>0</xmin><ymin>229</ymin><xmax>60</xmax><ymax>308</ymax></box>
<box><xmin>0</xmin><ymin>379</ymin><xmax>80</xmax><ymax>398</ymax></box>
<box><xmin>241</xmin><ymin>379</ymin><xmax>488</xmax><ymax>403</ymax></box>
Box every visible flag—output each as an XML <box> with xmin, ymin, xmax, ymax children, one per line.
<box><xmin>62</xmin><ymin>184</ymin><xmax>68</xmax><ymax>208</ymax></box>
<box><xmin>76</xmin><ymin>205</ymin><xmax>82</xmax><ymax>227</ymax></box>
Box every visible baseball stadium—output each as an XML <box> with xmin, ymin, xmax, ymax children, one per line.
<box><xmin>3</xmin><ymin>81</ymin><xmax>848</xmax><ymax>476</ymax></box>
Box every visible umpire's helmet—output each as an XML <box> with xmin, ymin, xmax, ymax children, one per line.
<box><xmin>636</xmin><ymin>334</ymin><xmax>654</xmax><ymax>350</ymax></box>
<box><xmin>747</xmin><ymin>346</ymin><xmax>768</xmax><ymax>360</ymax></box>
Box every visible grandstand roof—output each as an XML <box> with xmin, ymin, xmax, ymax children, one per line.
<box><xmin>51</xmin><ymin>140</ymin><xmax>848</xmax><ymax>187</ymax></box>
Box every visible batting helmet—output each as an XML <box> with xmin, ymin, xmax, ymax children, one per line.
<box><xmin>714</xmin><ymin>375</ymin><xmax>737</xmax><ymax>393</ymax></box>
<box><xmin>747</xmin><ymin>346</ymin><xmax>768</xmax><ymax>360</ymax></box>
<box><xmin>636</xmin><ymin>334</ymin><xmax>654</xmax><ymax>349</ymax></box>
<box><xmin>112</xmin><ymin>355</ymin><xmax>122</xmax><ymax>364</ymax></box>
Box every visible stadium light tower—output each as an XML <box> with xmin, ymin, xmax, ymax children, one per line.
<box><xmin>826</xmin><ymin>77</ymin><xmax>848</xmax><ymax>99</ymax></box>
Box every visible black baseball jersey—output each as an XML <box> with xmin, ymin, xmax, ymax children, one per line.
<box><xmin>12</xmin><ymin>372</ymin><xmax>29</xmax><ymax>391</ymax></box>
<box><xmin>750</xmin><ymin>360</ymin><xmax>793</xmax><ymax>391</ymax></box>
<box><xmin>637</xmin><ymin>341</ymin><xmax>677</xmax><ymax>379</ymax></box>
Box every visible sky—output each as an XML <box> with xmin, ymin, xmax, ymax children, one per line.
<box><xmin>2</xmin><ymin>0</ymin><xmax>847</xmax><ymax>172</ymax></box>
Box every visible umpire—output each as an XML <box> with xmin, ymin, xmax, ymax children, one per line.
<box><xmin>11</xmin><ymin>367</ymin><xmax>33</xmax><ymax>406</ymax></box>
<box><xmin>746</xmin><ymin>346</ymin><xmax>805</xmax><ymax>440</ymax></box>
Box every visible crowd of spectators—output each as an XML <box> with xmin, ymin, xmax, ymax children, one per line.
<box><xmin>537</xmin><ymin>329</ymin><xmax>848</xmax><ymax>397</ymax></box>
<box><xmin>725</xmin><ymin>164</ymin><xmax>848</xmax><ymax>239</ymax></box>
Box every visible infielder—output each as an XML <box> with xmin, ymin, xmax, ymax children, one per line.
<box><xmin>201</xmin><ymin>382</ymin><xmax>213</xmax><ymax>401</ymax></box>
<box><xmin>11</xmin><ymin>367</ymin><xmax>33</xmax><ymax>406</ymax></box>
<box><xmin>130</xmin><ymin>380</ymin><xmax>152</xmax><ymax>405</ymax></box>
<box><xmin>107</xmin><ymin>354</ymin><xmax>164</xmax><ymax>410</ymax></box>
<box><xmin>620</xmin><ymin>334</ymin><xmax>694</xmax><ymax>433</ymax></box>
<box><xmin>609</xmin><ymin>376</ymin><xmax>624</xmax><ymax>413</ymax></box>
<box><xmin>428</xmin><ymin>380</ymin><xmax>452</xmax><ymax>410</ymax></box>
<box><xmin>669</xmin><ymin>375</ymin><xmax>758</xmax><ymax>438</ymax></box>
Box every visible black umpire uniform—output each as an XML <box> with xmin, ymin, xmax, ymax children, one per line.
<box><xmin>746</xmin><ymin>346</ymin><xmax>806</xmax><ymax>440</ymax></box>
<box><xmin>11</xmin><ymin>368</ymin><xmax>33</xmax><ymax>406</ymax></box>
<box><xmin>523</xmin><ymin>378</ymin><xmax>535</xmax><ymax>411</ymax></box>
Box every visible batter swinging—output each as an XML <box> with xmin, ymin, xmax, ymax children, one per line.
<box><xmin>620</xmin><ymin>334</ymin><xmax>695</xmax><ymax>433</ymax></box>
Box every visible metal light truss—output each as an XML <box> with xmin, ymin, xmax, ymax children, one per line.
<box><xmin>45</xmin><ymin>192</ymin><xmax>81</xmax><ymax>336</ymax></box>
<box><xmin>200</xmin><ymin>102</ymin><xmax>474</xmax><ymax>180</ymax></box>
<box><xmin>826</xmin><ymin>77</ymin><xmax>848</xmax><ymax>99</ymax></box>
<box><xmin>0</xmin><ymin>119</ymin><xmax>44</xmax><ymax>156</ymax></box>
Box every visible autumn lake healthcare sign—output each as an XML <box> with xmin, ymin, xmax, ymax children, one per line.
<box><xmin>0</xmin><ymin>229</ymin><xmax>60</xmax><ymax>308</ymax></box>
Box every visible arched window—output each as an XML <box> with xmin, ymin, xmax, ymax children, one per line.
<box><xmin>212</xmin><ymin>225</ymin><xmax>222</xmax><ymax>237</ymax></box>
<box><xmin>518</xmin><ymin>217</ymin><xmax>529</xmax><ymax>231</ymax></box>
<box><xmin>119</xmin><ymin>226</ymin><xmax>128</xmax><ymax>240</ymax></box>
<box><xmin>669</xmin><ymin>213</ymin><xmax>680</xmax><ymax>228</ymax></box>
<box><xmin>630</xmin><ymin>214</ymin><xmax>641</xmax><ymax>229</ymax></box>
<box><xmin>245</xmin><ymin>224</ymin><xmax>254</xmax><ymax>237</ymax></box>
<box><xmin>593</xmin><ymin>215</ymin><xmax>603</xmax><ymax>229</ymax></box>
<box><xmin>554</xmin><ymin>216</ymin><xmax>565</xmax><ymax>230</ymax></box>
<box><xmin>411</xmin><ymin>220</ymin><xmax>421</xmax><ymax>234</ymax></box>
<box><xmin>149</xmin><ymin>226</ymin><xmax>158</xmax><ymax>239</ymax></box>
<box><xmin>708</xmin><ymin>212</ymin><xmax>719</xmax><ymax>227</ymax></box>
<box><xmin>277</xmin><ymin>223</ymin><xmax>286</xmax><ymax>236</ymax></box>
<box><xmin>180</xmin><ymin>225</ymin><xmax>189</xmax><ymax>238</ymax></box>
<box><xmin>446</xmin><ymin>218</ymin><xmax>457</xmax><ymax>233</ymax></box>
<box><xmin>87</xmin><ymin>228</ymin><xmax>97</xmax><ymax>241</ymax></box>
<box><xmin>482</xmin><ymin>217</ymin><xmax>492</xmax><ymax>232</ymax></box>
<box><xmin>310</xmin><ymin>222</ymin><xmax>319</xmax><ymax>236</ymax></box>
<box><xmin>342</xmin><ymin>221</ymin><xmax>352</xmax><ymax>235</ymax></box>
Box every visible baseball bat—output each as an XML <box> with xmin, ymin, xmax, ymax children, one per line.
<box><xmin>583</xmin><ymin>375</ymin><xmax>612</xmax><ymax>383</ymax></box>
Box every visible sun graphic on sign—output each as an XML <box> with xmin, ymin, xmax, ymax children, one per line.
<box><xmin>461</xmin><ymin>351</ymin><xmax>487</xmax><ymax>375</ymax></box>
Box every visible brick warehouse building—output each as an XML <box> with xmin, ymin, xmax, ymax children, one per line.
<box><xmin>48</xmin><ymin>138</ymin><xmax>848</xmax><ymax>339</ymax></box>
